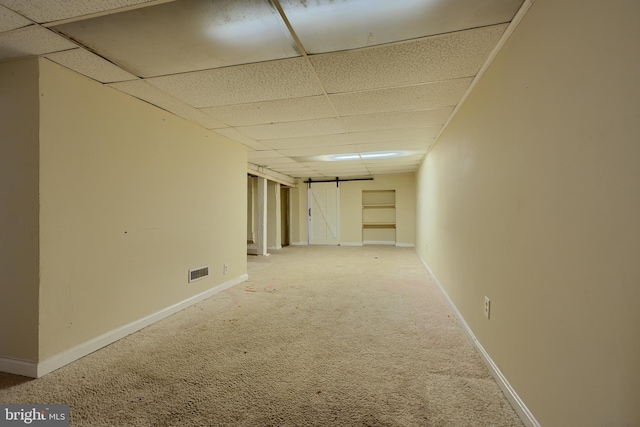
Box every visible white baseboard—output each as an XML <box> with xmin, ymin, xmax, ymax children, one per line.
<box><xmin>340</xmin><ymin>242</ymin><xmax>363</xmax><ymax>247</ymax></box>
<box><xmin>11</xmin><ymin>274</ymin><xmax>248</xmax><ymax>378</ymax></box>
<box><xmin>267</xmin><ymin>245</ymin><xmax>282</xmax><ymax>250</ymax></box>
<box><xmin>0</xmin><ymin>357</ymin><xmax>37</xmax><ymax>378</ymax></box>
<box><xmin>395</xmin><ymin>243</ymin><xmax>415</xmax><ymax>248</ymax></box>
<box><xmin>363</xmin><ymin>240</ymin><xmax>396</xmax><ymax>245</ymax></box>
<box><xmin>290</xmin><ymin>242</ymin><xmax>308</xmax><ymax>246</ymax></box>
<box><xmin>417</xmin><ymin>256</ymin><xmax>540</xmax><ymax>427</ymax></box>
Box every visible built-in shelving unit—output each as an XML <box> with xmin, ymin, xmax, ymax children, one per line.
<box><xmin>362</xmin><ymin>190</ymin><xmax>396</xmax><ymax>245</ymax></box>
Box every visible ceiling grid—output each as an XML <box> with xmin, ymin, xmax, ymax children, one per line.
<box><xmin>0</xmin><ymin>0</ymin><xmax>526</xmax><ymax>179</ymax></box>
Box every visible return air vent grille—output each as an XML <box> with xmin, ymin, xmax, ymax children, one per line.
<box><xmin>189</xmin><ymin>266</ymin><xmax>209</xmax><ymax>283</ymax></box>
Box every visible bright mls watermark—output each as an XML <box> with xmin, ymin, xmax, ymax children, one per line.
<box><xmin>0</xmin><ymin>405</ymin><xmax>69</xmax><ymax>426</ymax></box>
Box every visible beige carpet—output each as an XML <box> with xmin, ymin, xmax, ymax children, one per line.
<box><xmin>0</xmin><ymin>246</ymin><xmax>523</xmax><ymax>426</ymax></box>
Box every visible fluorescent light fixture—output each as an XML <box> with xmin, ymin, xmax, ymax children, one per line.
<box><xmin>292</xmin><ymin>150</ymin><xmax>419</xmax><ymax>163</ymax></box>
<box><xmin>332</xmin><ymin>154</ymin><xmax>361</xmax><ymax>161</ymax></box>
<box><xmin>361</xmin><ymin>152</ymin><xmax>399</xmax><ymax>159</ymax></box>
<box><xmin>329</xmin><ymin>151</ymin><xmax>402</xmax><ymax>161</ymax></box>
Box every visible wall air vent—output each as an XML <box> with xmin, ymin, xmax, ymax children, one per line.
<box><xmin>188</xmin><ymin>266</ymin><xmax>209</xmax><ymax>283</ymax></box>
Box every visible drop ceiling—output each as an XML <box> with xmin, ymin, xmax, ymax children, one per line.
<box><xmin>0</xmin><ymin>0</ymin><xmax>525</xmax><ymax>180</ymax></box>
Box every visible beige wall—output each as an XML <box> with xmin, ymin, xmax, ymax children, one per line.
<box><xmin>415</xmin><ymin>0</ymin><xmax>640</xmax><ymax>425</ymax></box>
<box><xmin>37</xmin><ymin>59</ymin><xmax>247</xmax><ymax>360</ymax></box>
<box><xmin>0</xmin><ymin>58</ymin><xmax>40</xmax><ymax>361</ymax></box>
<box><xmin>292</xmin><ymin>174</ymin><xmax>415</xmax><ymax>246</ymax></box>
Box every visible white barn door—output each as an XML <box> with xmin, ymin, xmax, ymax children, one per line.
<box><xmin>308</xmin><ymin>182</ymin><xmax>340</xmax><ymax>245</ymax></box>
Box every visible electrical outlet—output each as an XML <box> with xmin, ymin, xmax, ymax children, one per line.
<box><xmin>484</xmin><ymin>296</ymin><xmax>490</xmax><ymax>319</ymax></box>
<box><xmin>223</xmin><ymin>264</ymin><xmax>229</xmax><ymax>275</ymax></box>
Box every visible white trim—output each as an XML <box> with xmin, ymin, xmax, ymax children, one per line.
<box><xmin>395</xmin><ymin>243</ymin><xmax>415</xmax><ymax>248</ymax></box>
<box><xmin>363</xmin><ymin>240</ymin><xmax>396</xmax><ymax>245</ymax></box>
<box><xmin>0</xmin><ymin>357</ymin><xmax>38</xmax><ymax>378</ymax></box>
<box><xmin>290</xmin><ymin>242</ymin><xmax>308</xmax><ymax>246</ymax></box>
<box><xmin>267</xmin><ymin>245</ymin><xmax>282</xmax><ymax>250</ymax></box>
<box><xmin>32</xmin><ymin>274</ymin><xmax>248</xmax><ymax>378</ymax></box>
<box><xmin>417</xmin><ymin>256</ymin><xmax>540</xmax><ymax>427</ymax></box>
<box><xmin>340</xmin><ymin>242</ymin><xmax>363</xmax><ymax>247</ymax></box>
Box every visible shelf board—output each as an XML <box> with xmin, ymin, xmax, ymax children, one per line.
<box><xmin>362</xmin><ymin>223</ymin><xmax>396</xmax><ymax>229</ymax></box>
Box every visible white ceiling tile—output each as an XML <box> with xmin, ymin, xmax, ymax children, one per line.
<box><xmin>237</xmin><ymin>118</ymin><xmax>345</xmax><ymax>141</ymax></box>
<box><xmin>330</xmin><ymin>78</ymin><xmax>472</xmax><ymax>116</ymax></box>
<box><xmin>0</xmin><ymin>25</ymin><xmax>76</xmax><ymax>59</ymax></box>
<box><xmin>353</xmin><ymin>141</ymin><xmax>429</xmax><ymax>153</ymax></box>
<box><xmin>363</xmin><ymin>154</ymin><xmax>425</xmax><ymax>166</ymax></box>
<box><xmin>366</xmin><ymin>167</ymin><xmax>418</xmax><ymax>175</ymax></box>
<box><xmin>260</xmin><ymin>134</ymin><xmax>351</xmax><ymax>150</ymax></box>
<box><xmin>201</xmin><ymin>96</ymin><xmax>336</xmax><ymax>127</ymax></box>
<box><xmin>257</xmin><ymin>157</ymin><xmax>298</xmax><ymax>165</ymax></box>
<box><xmin>0</xmin><ymin>4</ymin><xmax>32</xmax><ymax>32</ymax></box>
<box><xmin>213</xmin><ymin>128</ymin><xmax>268</xmax><ymax>150</ymax></box>
<box><xmin>147</xmin><ymin>58</ymin><xmax>324</xmax><ymax>108</ymax></box>
<box><xmin>247</xmin><ymin>150</ymin><xmax>283</xmax><ymax>160</ymax></box>
<box><xmin>0</xmin><ymin>0</ymin><xmax>157</xmax><ymax>23</ymax></box>
<box><xmin>109</xmin><ymin>80</ymin><xmax>228</xmax><ymax>129</ymax></box>
<box><xmin>280</xmin><ymin>0</ymin><xmax>522</xmax><ymax>54</ymax></box>
<box><xmin>342</xmin><ymin>108</ymin><xmax>452</xmax><ymax>133</ymax></box>
<box><xmin>44</xmin><ymin>48</ymin><xmax>137</xmax><ymax>83</ymax></box>
<box><xmin>317</xmin><ymin>165</ymin><xmax>370</xmax><ymax>173</ymax></box>
<box><xmin>320</xmin><ymin>171</ymin><xmax>371</xmax><ymax>178</ymax></box>
<box><xmin>270</xmin><ymin>164</ymin><xmax>309</xmax><ymax>170</ymax></box>
<box><xmin>310</xmin><ymin>25</ymin><xmax>507</xmax><ymax>93</ymax></box>
<box><xmin>53</xmin><ymin>0</ymin><xmax>299</xmax><ymax>77</ymax></box>
<box><xmin>348</xmin><ymin>128</ymin><xmax>439</xmax><ymax>144</ymax></box>
<box><xmin>280</xmin><ymin>145</ymin><xmax>357</xmax><ymax>158</ymax></box>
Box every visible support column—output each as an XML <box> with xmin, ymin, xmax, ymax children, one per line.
<box><xmin>267</xmin><ymin>181</ymin><xmax>281</xmax><ymax>250</ymax></box>
<box><xmin>256</xmin><ymin>176</ymin><xmax>268</xmax><ymax>256</ymax></box>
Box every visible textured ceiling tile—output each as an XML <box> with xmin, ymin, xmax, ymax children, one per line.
<box><xmin>0</xmin><ymin>4</ymin><xmax>32</xmax><ymax>32</ymax></box>
<box><xmin>270</xmin><ymin>164</ymin><xmax>309</xmax><ymax>170</ymax></box>
<box><xmin>53</xmin><ymin>0</ymin><xmax>299</xmax><ymax>77</ymax></box>
<box><xmin>213</xmin><ymin>128</ymin><xmax>268</xmax><ymax>150</ymax></box>
<box><xmin>0</xmin><ymin>0</ymin><xmax>156</xmax><ymax>23</ymax></box>
<box><xmin>348</xmin><ymin>128</ymin><xmax>440</xmax><ymax>144</ymax></box>
<box><xmin>247</xmin><ymin>150</ymin><xmax>283</xmax><ymax>160</ymax></box>
<box><xmin>363</xmin><ymin>154</ymin><xmax>425</xmax><ymax>166</ymax></box>
<box><xmin>256</xmin><ymin>157</ymin><xmax>298</xmax><ymax>165</ymax></box>
<box><xmin>367</xmin><ymin>164</ymin><xmax>419</xmax><ymax>170</ymax></box>
<box><xmin>279</xmin><ymin>0</ymin><xmax>522</xmax><ymax>54</ymax></box>
<box><xmin>330</xmin><ymin>78</ymin><xmax>472</xmax><ymax>115</ymax></box>
<box><xmin>342</xmin><ymin>108</ymin><xmax>452</xmax><ymax>133</ymax></box>
<box><xmin>260</xmin><ymin>133</ymin><xmax>351</xmax><ymax>150</ymax></box>
<box><xmin>109</xmin><ymin>80</ymin><xmax>227</xmax><ymax>129</ymax></box>
<box><xmin>310</xmin><ymin>25</ymin><xmax>507</xmax><ymax>93</ymax></box>
<box><xmin>366</xmin><ymin>166</ymin><xmax>418</xmax><ymax>174</ymax></box>
<box><xmin>45</xmin><ymin>48</ymin><xmax>137</xmax><ymax>83</ymax></box>
<box><xmin>318</xmin><ymin>165</ymin><xmax>369</xmax><ymax>172</ymax></box>
<box><xmin>236</xmin><ymin>118</ymin><xmax>344</xmax><ymax>141</ymax></box>
<box><xmin>201</xmin><ymin>96</ymin><xmax>336</xmax><ymax>127</ymax></box>
<box><xmin>147</xmin><ymin>58</ymin><xmax>324</xmax><ymax>108</ymax></box>
<box><xmin>353</xmin><ymin>141</ymin><xmax>430</xmax><ymax>153</ymax></box>
<box><xmin>0</xmin><ymin>25</ymin><xmax>76</xmax><ymax>59</ymax></box>
<box><xmin>280</xmin><ymin>144</ymin><xmax>357</xmax><ymax>158</ymax></box>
